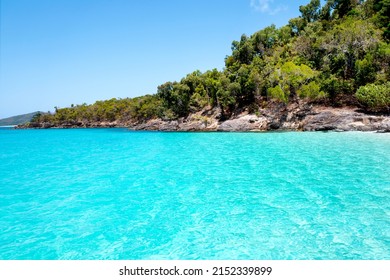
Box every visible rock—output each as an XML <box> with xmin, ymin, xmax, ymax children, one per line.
<box><xmin>15</xmin><ymin>103</ymin><xmax>390</xmax><ymax>132</ymax></box>
<box><xmin>303</xmin><ymin>111</ymin><xmax>340</xmax><ymax>131</ymax></box>
<box><xmin>178</xmin><ymin>121</ymin><xmax>206</xmax><ymax>131</ymax></box>
<box><xmin>301</xmin><ymin>108</ymin><xmax>390</xmax><ymax>132</ymax></box>
<box><xmin>131</xmin><ymin>119</ymin><xmax>161</xmax><ymax>130</ymax></box>
<box><xmin>42</xmin><ymin>122</ymin><xmax>53</xmax><ymax>129</ymax></box>
<box><xmin>160</xmin><ymin>121</ymin><xmax>179</xmax><ymax>131</ymax></box>
<box><xmin>376</xmin><ymin>129</ymin><xmax>390</xmax><ymax>133</ymax></box>
<box><xmin>269</xmin><ymin>122</ymin><xmax>280</xmax><ymax>130</ymax></box>
<box><xmin>217</xmin><ymin>114</ymin><xmax>268</xmax><ymax>132</ymax></box>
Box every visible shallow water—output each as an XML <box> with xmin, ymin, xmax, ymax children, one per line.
<box><xmin>0</xmin><ymin>128</ymin><xmax>389</xmax><ymax>259</ymax></box>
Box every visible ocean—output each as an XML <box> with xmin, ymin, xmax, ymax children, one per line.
<box><xmin>0</xmin><ymin>128</ymin><xmax>389</xmax><ymax>259</ymax></box>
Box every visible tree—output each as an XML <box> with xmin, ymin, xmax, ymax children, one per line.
<box><xmin>289</xmin><ymin>17</ymin><xmax>306</xmax><ymax>35</ymax></box>
<box><xmin>268</xmin><ymin>62</ymin><xmax>318</xmax><ymax>102</ymax></box>
<box><xmin>235</xmin><ymin>64</ymin><xmax>254</xmax><ymax>106</ymax></box>
<box><xmin>252</xmin><ymin>25</ymin><xmax>279</xmax><ymax>56</ymax></box>
<box><xmin>268</xmin><ymin>85</ymin><xmax>288</xmax><ymax>103</ymax></box>
<box><xmin>171</xmin><ymin>83</ymin><xmax>191</xmax><ymax>117</ymax></box>
<box><xmin>157</xmin><ymin>81</ymin><xmax>175</xmax><ymax>108</ymax></box>
<box><xmin>373</xmin><ymin>0</ymin><xmax>390</xmax><ymax>40</ymax></box>
<box><xmin>321</xmin><ymin>19</ymin><xmax>381</xmax><ymax>80</ymax></box>
<box><xmin>135</xmin><ymin>95</ymin><xmax>163</xmax><ymax>120</ymax></box>
<box><xmin>298</xmin><ymin>81</ymin><xmax>326</xmax><ymax>99</ymax></box>
<box><xmin>204</xmin><ymin>69</ymin><xmax>222</xmax><ymax>106</ymax></box>
<box><xmin>293</xmin><ymin>21</ymin><xmax>325</xmax><ymax>68</ymax></box>
<box><xmin>231</xmin><ymin>34</ymin><xmax>255</xmax><ymax>65</ymax></box>
<box><xmin>216</xmin><ymin>76</ymin><xmax>238</xmax><ymax>115</ymax></box>
<box><xmin>333</xmin><ymin>0</ymin><xmax>359</xmax><ymax>18</ymax></box>
<box><xmin>355</xmin><ymin>53</ymin><xmax>377</xmax><ymax>86</ymax></box>
<box><xmin>31</xmin><ymin>112</ymin><xmax>42</xmax><ymax>123</ymax></box>
<box><xmin>189</xmin><ymin>84</ymin><xmax>208</xmax><ymax>112</ymax></box>
<box><xmin>299</xmin><ymin>0</ymin><xmax>321</xmax><ymax>23</ymax></box>
<box><xmin>319</xmin><ymin>1</ymin><xmax>334</xmax><ymax>21</ymax></box>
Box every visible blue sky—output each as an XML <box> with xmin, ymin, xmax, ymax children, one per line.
<box><xmin>0</xmin><ymin>0</ymin><xmax>313</xmax><ymax>118</ymax></box>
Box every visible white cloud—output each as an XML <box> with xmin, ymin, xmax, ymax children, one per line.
<box><xmin>250</xmin><ymin>0</ymin><xmax>271</xmax><ymax>13</ymax></box>
<box><xmin>250</xmin><ymin>0</ymin><xmax>287</xmax><ymax>15</ymax></box>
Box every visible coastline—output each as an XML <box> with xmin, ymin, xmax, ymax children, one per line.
<box><xmin>17</xmin><ymin>104</ymin><xmax>390</xmax><ymax>133</ymax></box>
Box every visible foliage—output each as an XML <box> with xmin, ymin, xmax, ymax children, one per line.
<box><xmin>0</xmin><ymin>112</ymin><xmax>41</xmax><ymax>126</ymax></box>
<box><xmin>298</xmin><ymin>81</ymin><xmax>327</xmax><ymax>100</ymax></box>
<box><xmin>355</xmin><ymin>82</ymin><xmax>390</xmax><ymax>112</ymax></box>
<box><xmin>268</xmin><ymin>85</ymin><xmax>288</xmax><ymax>103</ymax></box>
<box><xmin>300</xmin><ymin>0</ymin><xmax>321</xmax><ymax>23</ymax></box>
<box><xmin>268</xmin><ymin>62</ymin><xmax>319</xmax><ymax>102</ymax></box>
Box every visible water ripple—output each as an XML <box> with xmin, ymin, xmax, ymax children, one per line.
<box><xmin>0</xmin><ymin>129</ymin><xmax>389</xmax><ymax>259</ymax></box>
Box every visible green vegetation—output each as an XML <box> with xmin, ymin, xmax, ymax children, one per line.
<box><xmin>32</xmin><ymin>0</ymin><xmax>390</xmax><ymax>125</ymax></box>
<box><xmin>33</xmin><ymin>95</ymin><xmax>164</xmax><ymax>125</ymax></box>
<box><xmin>0</xmin><ymin>112</ymin><xmax>41</xmax><ymax>126</ymax></box>
<box><xmin>356</xmin><ymin>82</ymin><xmax>390</xmax><ymax>112</ymax></box>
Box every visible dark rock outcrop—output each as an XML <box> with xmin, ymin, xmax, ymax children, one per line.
<box><xmin>17</xmin><ymin>104</ymin><xmax>390</xmax><ymax>132</ymax></box>
<box><xmin>302</xmin><ymin>108</ymin><xmax>390</xmax><ymax>132</ymax></box>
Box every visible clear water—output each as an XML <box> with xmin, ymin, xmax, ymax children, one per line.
<box><xmin>0</xmin><ymin>128</ymin><xmax>389</xmax><ymax>260</ymax></box>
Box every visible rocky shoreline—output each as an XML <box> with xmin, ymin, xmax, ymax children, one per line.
<box><xmin>18</xmin><ymin>102</ymin><xmax>390</xmax><ymax>132</ymax></box>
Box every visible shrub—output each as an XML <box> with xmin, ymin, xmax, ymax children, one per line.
<box><xmin>268</xmin><ymin>85</ymin><xmax>288</xmax><ymax>103</ymax></box>
<box><xmin>298</xmin><ymin>81</ymin><xmax>327</xmax><ymax>100</ymax></box>
<box><xmin>355</xmin><ymin>82</ymin><xmax>390</xmax><ymax>113</ymax></box>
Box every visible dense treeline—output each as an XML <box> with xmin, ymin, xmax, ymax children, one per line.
<box><xmin>32</xmin><ymin>0</ymin><xmax>390</xmax><ymax>125</ymax></box>
<box><xmin>32</xmin><ymin>95</ymin><xmax>163</xmax><ymax>124</ymax></box>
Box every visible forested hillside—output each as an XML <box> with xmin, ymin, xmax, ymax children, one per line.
<box><xmin>31</xmin><ymin>0</ymin><xmax>390</xmax><ymax>127</ymax></box>
<box><xmin>0</xmin><ymin>112</ymin><xmax>40</xmax><ymax>126</ymax></box>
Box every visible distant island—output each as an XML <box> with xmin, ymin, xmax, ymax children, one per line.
<box><xmin>19</xmin><ymin>0</ymin><xmax>390</xmax><ymax>132</ymax></box>
<box><xmin>0</xmin><ymin>112</ymin><xmax>41</xmax><ymax>126</ymax></box>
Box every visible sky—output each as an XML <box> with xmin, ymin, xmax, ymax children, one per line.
<box><xmin>0</xmin><ymin>0</ymin><xmax>313</xmax><ymax>118</ymax></box>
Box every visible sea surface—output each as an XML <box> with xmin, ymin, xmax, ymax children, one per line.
<box><xmin>0</xmin><ymin>128</ymin><xmax>389</xmax><ymax>260</ymax></box>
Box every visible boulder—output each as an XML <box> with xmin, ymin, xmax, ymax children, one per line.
<box><xmin>217</xmin><ymin>114</ymin><xmax>268</xmax><ymax>132</ymax></box>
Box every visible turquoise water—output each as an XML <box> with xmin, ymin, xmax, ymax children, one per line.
<box><xmin>0</xmin><ymin>128</ymin><xmax>389</xmax><ymax>260</ymax></box>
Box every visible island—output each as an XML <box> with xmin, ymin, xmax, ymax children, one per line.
<box><xmin>18</xmin><ymin>0</ymin><xmax>390</xmax><ymax>132</ymax></box>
